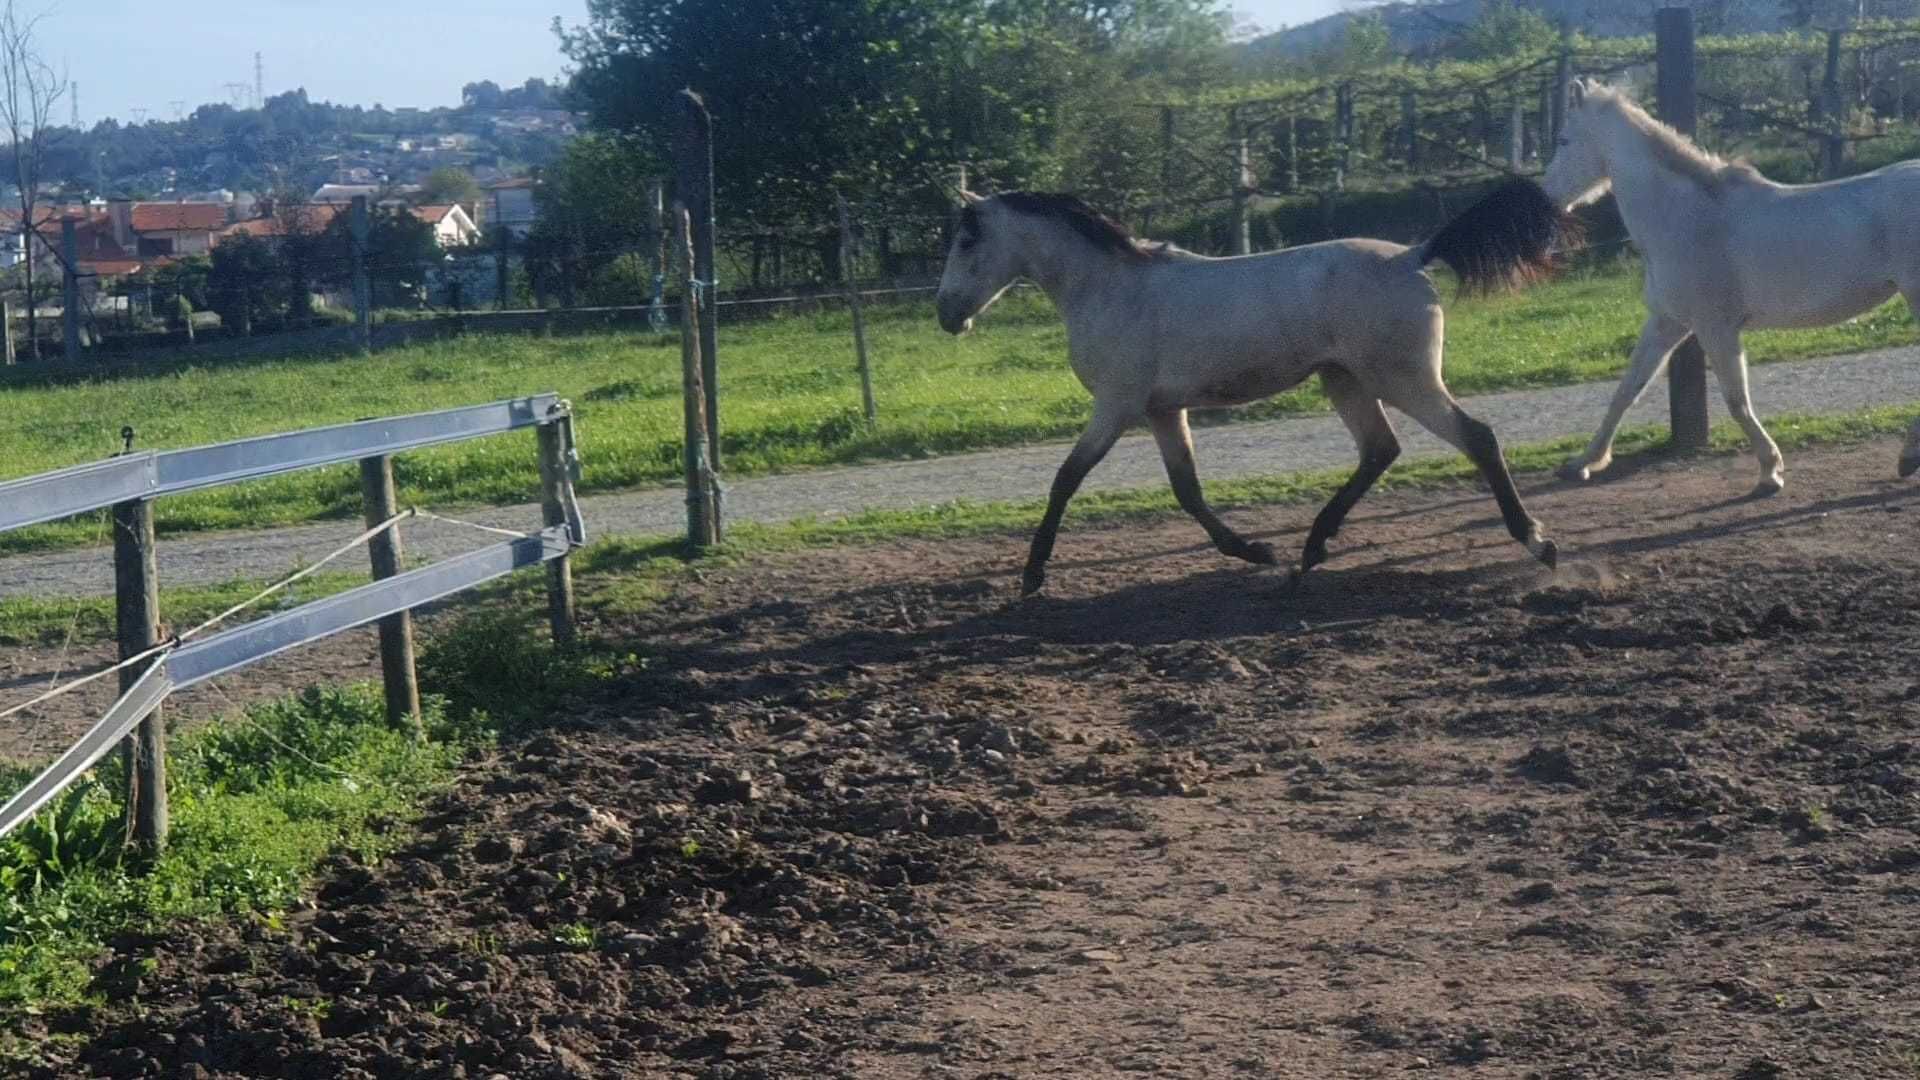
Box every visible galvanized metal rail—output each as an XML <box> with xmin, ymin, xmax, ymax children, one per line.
<box><xmin>0</xmin><ymin>394</ymin><xmax>585</xmax><ymax>846</ymax></box>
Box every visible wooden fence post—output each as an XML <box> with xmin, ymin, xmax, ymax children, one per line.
<box><xmin>61</xmin><ymin>218</ymin><xmax>81</xmax><ymax>360</ymax></box>
<box><xmin>1227</xmin><ymin>106</ymin><xmax>1252</xmax><ymax>255</ymax></box>
<box><xmin>535</xmin><ymin>414</ymin><xmax>578</xmax><ymax>646</ymax></box>
<box><xmin>112</xmin><ymin>495</ymin><xmax>166</xmax><ymax>855</ymax></box>
<box><xmin>358</xmin><ymin>454</ymin><xmax>422</xmax><ymax>736</ymax></box>
<box><xmin>1509</xmin><ymin>95</ymin><xmax>1525</xmax><ymax>169</ymax></box>
<box><xmin>351</xmin><ymin>195</ymin><xmax>371</xmax><ymax>352</ymax></box>
<box><xmin>1335</xmin><ymin>82</ymin><xmax>1354</xmax><ymax>191</ymax></box>
<box><xmin>1821</xmin><ymin>29</ymin><xmax>1848</xmax><ymax>178</ymax></box>
<box><xmin>494</xmin><ymin>220</ymin><xmax>510</xmax><ymax>311</ymax></box>
<box><xmin>1656</xmin><ymin>6</ymin><xmax>1710</xmax><ymax>451</ymax></box>
<box><xmin>1285</xmin><ymin>113</ymin><xmax>1299</xmax><ymax>193</ymax></box>
<box><xmin>835</xmin><ymin>193</ymin><xmax>877</xmax><ymax>425</ymax></box>
<box><xmin>1159</xmin><ymin>107</ymin><xmax>1174</xmax><ymax>208</ymax></box>
<box><xmin>3</xmin><ymin>297</ymin><xmax>13</xmax><ymax>365</ymax></box>
<box><xmin>677</xmin><ymin>205</ymin><xmax>718</xmax><ymax>549</ymax></box>
<box><xmin>1553</xmin><ymin>49</ymin><xmax>1573</xmax><ymax>146</ymax></box>
<box><xmin>675</xmin><ymin>90</ymin><xmax>721</xmax><ymax>471</ymax></box>
<box><xmin>1401</xmin><ymin>90</ymin><xmax>1419</xmax><ymax>169</ymax></box>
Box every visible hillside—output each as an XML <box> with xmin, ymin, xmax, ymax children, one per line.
<box><xmin>1241</xmin><ymin>0</ymin><xmax>1871</xmax><ymax>61</ymax></box>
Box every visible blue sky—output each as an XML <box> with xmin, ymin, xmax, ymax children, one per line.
<box><xmin>52</xmin><ymin>0</ymin><xmax>1347</xmax><ymax>126</ymax></box>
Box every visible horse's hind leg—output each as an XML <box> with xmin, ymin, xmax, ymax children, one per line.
<box><xmin>1148</xmin><ymin>408</ymin><xmax>1277</xmax><ymax>566</ymax></box>
<box><xmin>1384</xmin><ymin>373</ymin><xmax>1557</xmax><ymax>568</ymax></box>
<box><xmin>1696</xmin><ymin>322</ymin><xmax>1785</xmax><ymax>495</ymax></box>
<box><xmin>1298</xmin><ymin>367</ymin><xmax>1401</xmax><ymax>573</ymax></box>
<box><xmin>1559</xmin><ymin>313</ymin><xmax>1691</xmax><ymax>482</ymax></box>
<box><xmin>1022</xmin><ymin>402</ymin><xmax>1127</xmax><ymax>596</ymax></box>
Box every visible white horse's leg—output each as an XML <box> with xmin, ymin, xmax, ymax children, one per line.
<box><xmin>1148</xmin><ymin>408</ymin><xmax>1278</xmax><ymax>567</ymax></box>
<box><xmin>1298</xmin><ymin>367</ymin><xmax>1401</xmax><ymax>573</ymax></box>
<box><xmin>1022</xmin><ymin>401</ymin><xmax>1128</xmax><ymax>596</ymax></box>
<box><xmin>1695</xmin><ymin>322</ymin><xmax>1785</xmax><ymax>495</ymax></box>
<box><xmin>1381</xmin><ymin>370</ymin><xmax>1557</xmax><ymax>568</ymax></box>
<box><xmin>1902</xmin><ymin>288</ymin><xmax>1920</xmax><ymax>479</ymax></box>
<box><xmin>1559</xmin><ymin>314</ymin><xmax>1691</xmax><ymax>481</ymax></box>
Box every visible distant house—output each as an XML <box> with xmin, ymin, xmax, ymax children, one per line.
<box><xmin>411</xmin><ymin>204</ymin><xmax>480</xmax><ymax>248</ymax></box>
<box><xmin>1</xmin><ymin>200</ymin><xmax>229</xmax><ymax>281</ymax></box>
<box><xmin>214</xmin><ymin>202</ymin><xmax>347</xmax><ymax>248</ymax></box>
<box><xmin>310</xmin><ymin>183</ymin><xmax>421</xmax><ymax>207</ymax></box>
<box><xmin>484</xmin><ymin>176</ymin><xmax>536</xmax><ymax>239</ymax></box>
<box><xmin>119</xmin><ymin>200</ymin><xmax>228</xmax><ymax>257</ymax></box>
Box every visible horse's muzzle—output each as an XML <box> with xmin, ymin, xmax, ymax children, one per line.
<box><xmin>938</xmin><ymin>312</ymin><xmax>974</xmax><ymax>336</ymax></box>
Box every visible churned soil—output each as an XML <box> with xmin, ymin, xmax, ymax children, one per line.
<box><xmin>18</xmin><ymin>437</ymin><xmax>1920</xmax><ymax>1078</ymax></box>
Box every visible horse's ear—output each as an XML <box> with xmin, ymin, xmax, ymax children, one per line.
<box><xmin>959</xmin><ymin>189</ymin><xmax>984</xmax><ymax>206</ymax></box>
<box><xmin>1569</xmin><ymin>79</ymin><xmax>1587</xmax><ymax>107</ymax></box>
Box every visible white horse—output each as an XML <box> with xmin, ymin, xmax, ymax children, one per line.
<box><xmin>934</xmin><ymin>181</ymin><xmax>1575</xmax><ymax>596</ymax></box>
<box><xmin>1543</xmin><ymin>79</ymin><xmax>1920</xmax><ymax>492</ymax></box>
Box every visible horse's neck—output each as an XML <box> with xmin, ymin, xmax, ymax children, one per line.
<box><xmin>1015</xmin><ymin>222</ymin><xmax>1132</xmax><ymax>313</ymax></box>
<box><xmin>1606</xmin><ymin>116</ymin><xmax>1712</xmax><ymax>243</ymax></box>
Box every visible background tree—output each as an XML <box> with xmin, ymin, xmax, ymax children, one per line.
<box><xmin>0</xmin><ymin>0</ymin><xmax>65</xmax><ymax>360</ymax></box>
<box><xmin>207</xmin><ymin>232</ymin><xmax>288</xmax><ymax>334</ymax></box>
<box><xmin>420</xmin><ymin>167</ymin><xmax>481</xmax><ymax>213</ymax></box>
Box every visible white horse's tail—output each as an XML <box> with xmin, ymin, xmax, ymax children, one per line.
<box><xmin>1416</xmin><ymin>178</ymin><xmax>1581</xmax><ymax>295</ymax></box>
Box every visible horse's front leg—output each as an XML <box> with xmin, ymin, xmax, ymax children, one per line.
<box><xmin>1696</xmin><ymin>323</ymin><xmax>1785</xmax><ymax>495</ymax></box>
<box><xmin>1023</xmin><ymin>403</ymin><xmax>1127</xmax><ymax>596</ymax></box>
<box><xmin>1148</xmin><ymin>407</ymin><xmax>1278</xmax><ymax>566</ymax></box>
<box><xmin>1559</xmin><ymin>313</ymin><xmax>1691</xmax><ymax>482</ymax></box>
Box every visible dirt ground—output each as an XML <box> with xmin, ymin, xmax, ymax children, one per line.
<box><xmin>16</xmin><ymin>438</ymin><xmax>1920</xmax><ymax>1079</ymax></box>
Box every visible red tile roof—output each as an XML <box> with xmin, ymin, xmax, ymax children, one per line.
<box><xmin>411</xmin><ymin>204</ymin><xmax>457</xmax><ymax>223</ymax></box>
<box><xmin>214</xmin><ymin>204</ymin><xmax>346</xmax><ymax>242</ymax></box>
<box><xmin>130</xmin><ymin>202</ymin><xmax>228</xmax><ymax>233</ymax></box>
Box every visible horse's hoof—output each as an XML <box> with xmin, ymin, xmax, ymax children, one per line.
<box><xmin>1237</xmin><ymin>540</ymin><xmax>1279</xmax><ymax>566</ymax></box>
<box><xmin>1535</xmin><ymin>538</ymin><xmax>1559</xmax><ymax>570</ymax></box>
<box><xmin>1752</xmin><ymin>476</ymin><xmax>1785</xmax><ymax>498</ymax></box>
<box><xmin>1899</xmin><ymin>453</ymin><xmax>1920</xmax><ymax>479</ymax></box>
<box><xmin>1020</xmin><ymin>565</ymin><xmax>1047</xmax><ymax>597</ymax></box>
<box><xmin>1299</xmin><ymin>542</ymin><xmax>1328</xmax><ymax>573</ymax></box>
<box><xmin>1556</xmin><ymin>460</ymin><xmax>1593</xmax><ymax>483</ymax></box>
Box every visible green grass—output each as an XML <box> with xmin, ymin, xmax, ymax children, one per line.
<box><xmin>0</xmin><ymin>685</ymin><xmax>481</xmax><ymax>1010</ymax></box>
<box><xmin>1</xmin><ymin>259</ymin><xmax>1911</xmax><ymax>555</ymax></box>
<box><xmin>0</xmin><ymin>571</ymin><xmax>370</xmax><ymax>648</ymax></box>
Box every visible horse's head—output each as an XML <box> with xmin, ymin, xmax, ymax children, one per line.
<box><xmin>1542</xmin><ymin>78</ymin><xmax>1614</xmax><ymax>210</ymax></box>
<box><xmin>936</xmin><ymin>191</ymin><xmax>1023</xmax><ymax>335</ymax></box>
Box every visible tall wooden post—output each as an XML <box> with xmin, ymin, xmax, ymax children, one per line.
<box><xmin>61</xmin><ymin>219</ymin><xmax>81</xmax><ymax>360</ymax></box>
<box><xmin>1657</xmin><ymin>6</ymin><xmax>1709</xmax><ymax>451</ymax></box>
<box><xmin>3</xmin><ymin>297</ymin><xmax>14</xmax><ymax>365</ymax></box>
<box><xmin>536</xmin><ymin>414</ymin><xmax>579</xmax><ymax>646</ymax></box>
<box><xmin>1509</xmin><ymin>95</ymin><xmax>1525</xmax><ymax>169</ymax></box>
<box><xmin>1401</xmin><ymin>90</ymin><xmax>1419</xmax><ymax>169</ymax></box>
<box><xmin>1335</xmin><ymin>82</ymin><xmax>1354</xmax><ymax>191</ymax></box>
<box><xmin>1159</xmin><ymin>107</ymin><xmax>1175</xmax><ymax>208</ymax></box>
<box><xmin>113</xmin><ymin>496</ymin><xmax>166</xmax><ymax>854</ymax></box>
<box><xmin>836</xmin><ymin>193</ymin><xmax>876</xmax><ymax>425</ymax></box>
<box><xmin>676</xmin><ymin>205</ymin><xmax>718</xmax><ymax>548</ymax></box>
<box><xmin>1285</xmin><ymin>113</ymin><xmax>1299</xmax><ymax>193</ymax></box>
<box><xmin>358</xmin><ymin>455</ymin><xmax>421</xmax><ymax>736</ymax></box>
<box><xmin>1821</xmin><ymin>30</ymin><xmax>1848</xmax><ymax>178</ymax></box>
<box><xmin>350</xmin><ymin>195</ymin><xmax>371</xmax><ymax>352</ymax></box>
<box><xmin>493</xmin><ymin>220</ymin><xmax>510</xmax><ymax>311</ymax></box>
<box><xmin>674</xmin><ymin>90</ymin><xmax>720</xmax><ymax>470</ymax></box>
<box><xmin>1553</xmin><ymin>49</ymin><xmax>1573</xmax><ymax>146</ymax></box>
<box><xmin>1229</xmin><ymin>107</ymin><xmax>1253</xmax><ymax>255</ymax></box>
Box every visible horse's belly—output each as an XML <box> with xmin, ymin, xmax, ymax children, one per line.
<box><xmin>1743</xmin><ymin>279</ymin><xmax>1898</xmax><ymax>330</ymax></box>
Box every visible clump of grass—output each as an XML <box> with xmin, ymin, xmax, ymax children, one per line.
<box><xmin>0</xmin><ymin>684</ymin><xmax>484</xmax><ymax>1008</ymax></box>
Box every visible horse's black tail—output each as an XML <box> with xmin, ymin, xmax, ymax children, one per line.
<box><xmin>1417</xmin><ymin>178</ymin><xmax>1582</xmax><ymax>295</ymax></box>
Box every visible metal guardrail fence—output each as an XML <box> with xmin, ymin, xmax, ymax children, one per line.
<box><xmin>0</xmin><ymin>393</ymin><xmax>585</xmax><ymax>848</ymax></box>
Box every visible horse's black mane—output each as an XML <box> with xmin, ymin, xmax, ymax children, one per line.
<box><xmin>969</xmin><ymin>191</ymin><xmax>1152</xmax><ymax>261</ymax></box>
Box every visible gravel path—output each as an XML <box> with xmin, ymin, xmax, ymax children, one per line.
<box><xmin>3</xmin><ymin>342</ymin><xmax>1915</xmax><ymax>600</ymax></box>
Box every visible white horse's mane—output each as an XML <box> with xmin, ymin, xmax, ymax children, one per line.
<box><xmin>1583</xmin><ymin>83</ymin><xmax>1764</xmax><ymax>194</ymax></box>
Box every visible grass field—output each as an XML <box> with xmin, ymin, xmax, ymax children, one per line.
<box><xmin>0</xmin><ymin>258</ymin><xmax>1912</xmax><ymax>554</ymax></box>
